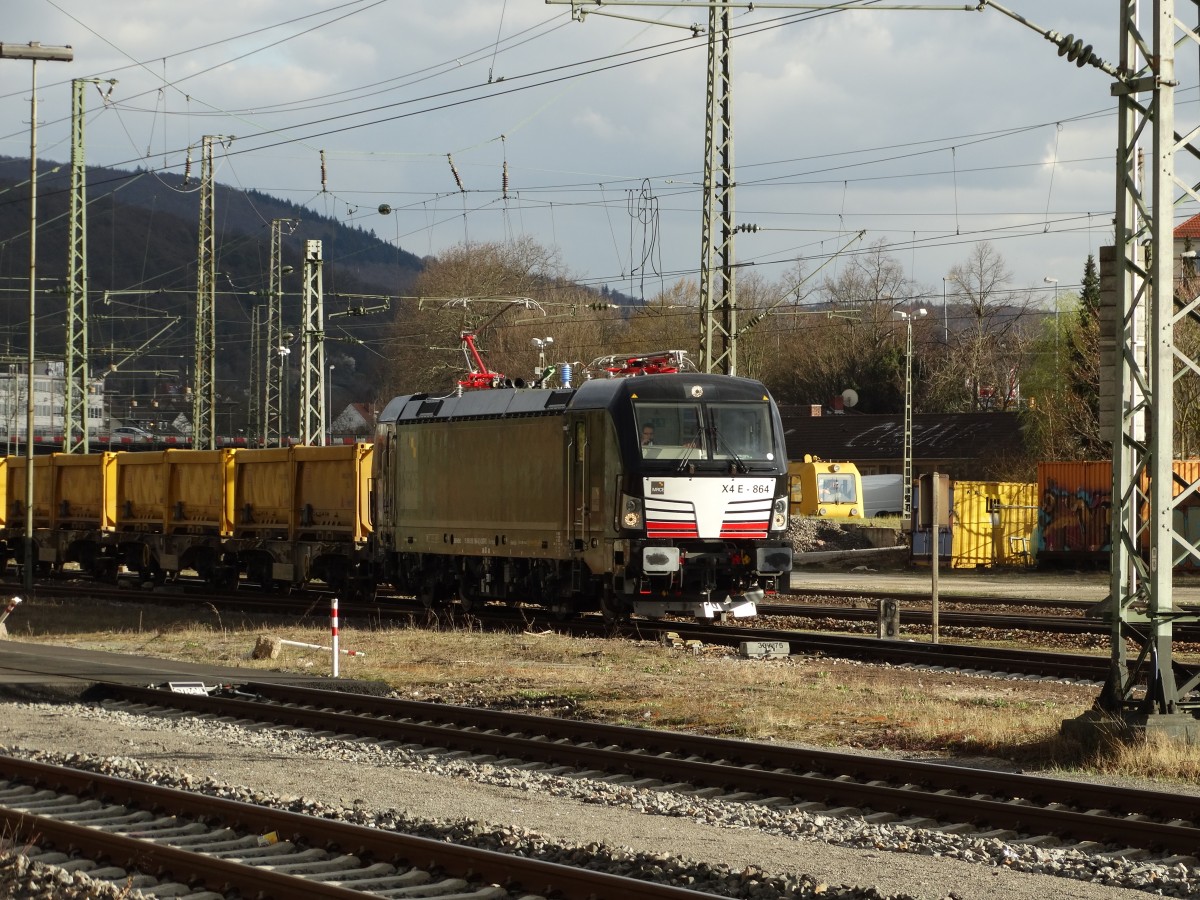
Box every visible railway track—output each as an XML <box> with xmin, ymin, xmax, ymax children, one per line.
<box><xmin>95</xmin><ymin>681</ymin><xmax>1200</xmax><ymax>863</ymax></box>
<box><xmin>0</xmin><ymin>754</ymin><xmax>710</xmax><ymax>900</ymax></box>
<box><xmin>762</xmin><ymin>602</ymin><xmax>1104</xmax><ymax>634</ymax></box>
<box><xmin>775</xmin><ymin>587</ymin><xmax>1100</xmax><ymax>611</ymax></box>
<box><xmin>9</xmin><ymin>579</ymin><xmax>1140</xmax><ymax>682</ymax></box>
<box><xmin>21</xmin><ymin>574</ymin><xmax>1195</xmax><ymax>682</ymax></box>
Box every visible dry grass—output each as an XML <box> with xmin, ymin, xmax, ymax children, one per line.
<box><xmin>7</xmin><ymin>595</ymin><xmax>1199</xmax><ymax>786</ymax></box>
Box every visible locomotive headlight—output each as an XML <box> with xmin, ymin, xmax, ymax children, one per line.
<box><xmin>771</xmin><ymin>496</ymin><xmax>788</xmax><ymax>531</ymax></box>
<box><xmin>850</xmin><ymin>507</ymin><xmax>859</xmax><ymax>517</ymax></box>
<box><xmin>621</xmin><ymin>494</ymin><xmax>643</xmax><ymax>529</ymax></box>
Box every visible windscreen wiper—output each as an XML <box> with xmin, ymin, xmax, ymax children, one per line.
<box><xmin>709</xmin><ymin>426</ymin><xmax>748</xmax><ymax>474</ymax></box>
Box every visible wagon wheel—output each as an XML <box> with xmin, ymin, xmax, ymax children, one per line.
<box><xmin>458</xmin><ymin>565</ymin><xmax>484</xmax><ymax>614</ymax></box>
<box><xmin>351</xmin><ymin>578</ymin><xmax>378</xmax><ymax>605</ymax></box>
<box><xmin>210</xmin><ymin>567</ymin><xmax>239</xmax><ymax>591</ymax></box>
<box><xmin>417</xmin><ymin>578</ymin><xmax>444</xmax><ymax>609</ymax></box>
<box><xmin>457</xmin><ymin>583</ymin><xmax>478</xmax><ymax>614</ymax></box>
<box><xmin>599</xmin><ymin>589</ymin><xmax>631</xmax><ymax>625</ymax></box>
<box><xmin>92</xmin><ymin>557</ymin><xmax>119</xmax><ymax>584</ymax></box>
<box><xmin>138</xmin><ymin>565</ymin><xmax>167</xmax><ymax>588</ymax></box>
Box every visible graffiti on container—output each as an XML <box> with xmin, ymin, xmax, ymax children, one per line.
<box><xmin>1037</xmin><ymin>480</ymin><xmax>1111</xmax><ymax>553</ymax></box>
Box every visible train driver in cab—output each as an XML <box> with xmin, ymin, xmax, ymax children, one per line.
<box><xmin>641</xmin><ymin>424</ymin><xmax>655</xmax><ymax>446</ymax></box>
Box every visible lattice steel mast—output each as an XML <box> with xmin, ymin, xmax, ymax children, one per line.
<box><xmin>298</xmin><ymin>239</ymin><xmax>326</xmax><ymax>445</ymax></box>
<box><xmin>1101</xmin><ymin>0</ymin><xmax>1200</xmax><ymax>731</ymax></box>
<box><xmin>249</xmin><ymin>304</ymin><xmax>264</xmax><ymax>439</ymax></box>
<box><xmin>264</xmin><ymin>218</ymin><xmax>296</xmax><ymax>447</ymax></box>
<box><xmin>987</xmin><ymin>0</ymin><xmax>1200</xmax><ymax>734</ymax></box>
<box><xmin>65</xmin><ymin>79</ymin><xmax>92</xmax><ymax>452</ymax></box>
<box><xmin>192</xmin><ymin>135</ymin><xmax>223</xmax><ymax>449</ymax></box>
<box><xmin>698</xmin><ymin>5</ymin><xmax>737</xmax><ymax>375</ymax></box>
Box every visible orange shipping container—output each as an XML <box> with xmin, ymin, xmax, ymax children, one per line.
<box><xmin>1036</xmin><ymin>460</ymin><xmax>1200</xmax><ymax>566</ymax></box>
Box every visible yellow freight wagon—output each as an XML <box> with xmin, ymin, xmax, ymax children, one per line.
<box><xmin>114</xmin><ymin>451</ymin><xmax>169</xmax><ymax>533</ymax></box>
<box><xmin>950</xmin><ymin>480</ymin><xmax>1037</xmax><ymax>568</ymax></box>
<box><xmin>230</xmin><ymin>444</ymin><xmax>373</xmax><ymax>593</ymax></box>
<box><xmin>230</xmin><ymin>447</ymin><xmax>295</xmax><ymax>540</ymax></box>
<box><xmin>164</xmin><ymin>449</ymin><xmax>234</xmax><ymax>536</ymax></box>
<box><xmin>292</xmin><ymin>444</ymin><xmax>373</xmax><ymax>543</ymax></box>
<box><xmin>5</xmin><ymin>455</ymin><xmax>54</xmax><ymax>530</ymax></box>
<box><xmin>49</xmin><ymin>452</ymin><xmax>117</xmax><ymax>531</ymax></box>
<box><xmin>788</xmin><ymin>456</ymin><xmax>863</xmax><ymax>519</ymax></box>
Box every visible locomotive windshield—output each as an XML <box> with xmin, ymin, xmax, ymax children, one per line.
<box><xmin>635</xmin><ymin>400</ymin><xmax>775</xmax><ymax>463</ymax></box>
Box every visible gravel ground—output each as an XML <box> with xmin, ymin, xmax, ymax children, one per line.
<box><xmin>0</xmin><ymin>697</ymin><xmax>1188</xmax><ymax>900</ymax></box>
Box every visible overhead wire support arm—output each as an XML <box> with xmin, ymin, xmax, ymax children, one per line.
<box><xmin>325</xmin><ymin>293</ymin><xmax>392</xmax><ymax>318</ymax></box>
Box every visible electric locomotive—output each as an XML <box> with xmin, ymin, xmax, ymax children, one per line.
<box><xmin>371</xmin><ymin>352</ymin><xmax>793</xmax><ymax>620</ymax></box>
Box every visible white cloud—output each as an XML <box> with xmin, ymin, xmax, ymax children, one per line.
<box><xmin>0</xmin><ymin>0</ymin><xmax>1174</xmax><ymax>292</ymax></box>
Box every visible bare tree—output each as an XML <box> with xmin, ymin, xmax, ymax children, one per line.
<box><xmin>925</xmin><ymin>242</ymin><xmax>1036</xmax><ymax>413</ymax></box>
<box><xmin>764</xmin><ymin>242</ymin><xmax>917</xmax><ymax>412</ymax></box>
<box><xmin>380</xmin><ymin>238</ymin><xmax>589</xmax><ymax>395</ymax></box>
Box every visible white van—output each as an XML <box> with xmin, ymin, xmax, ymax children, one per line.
<box><xmin>861</xmin><ymin>474</ymin><xmax>904</xmax><ymax>518</ymax></box>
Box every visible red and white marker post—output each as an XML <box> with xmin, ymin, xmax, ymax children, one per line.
<box><xmin>331</xmin><ymin>597</ymin><xmax>340</xmax><ymax>677</ymax></box>
<box><xmin>275</xmin><ymin>596</ymin><xmax>364</xmax><ymax>677</ymax></box>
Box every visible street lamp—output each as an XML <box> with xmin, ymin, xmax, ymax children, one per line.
<box><xmin>896</xmin><ymin>308</ymin><xmax>927</xmax><ymax>521</ymax></box>
<box><xmin>0</xmin><ymin>42</ymin><xmax>74</xmax><ymax>592</ymax></box>
<box><xmin>941</xmin><ymin>276</ymin><xmax>951</xmax><ymax>344</ymax></box>
<box><xmin>1043</xmin><ymin>277</ymin><xmax>1059</xmax><ymax>365</ymax></box>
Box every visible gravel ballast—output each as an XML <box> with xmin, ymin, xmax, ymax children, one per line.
<box><xmin>0</xmin><ymin>700</ymin><xmax>1191</xmax><ymax>900</ymax></box>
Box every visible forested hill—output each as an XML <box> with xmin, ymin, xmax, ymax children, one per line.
<box><xmin>0</xmin><ymin>155</ymin><xmax>424</xmax><ymax>414</ymax></box>
<box><xmin>0</xmin><ymin>155</ymin><xmax>424</xmax><ymax>296</ymax></box>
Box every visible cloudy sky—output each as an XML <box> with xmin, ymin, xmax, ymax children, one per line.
<box><xmin>0</xmin><ymin>2</ymin><xmax>1173</xmax><ymax>311</ymax></box>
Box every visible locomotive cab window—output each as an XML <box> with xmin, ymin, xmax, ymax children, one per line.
<box><xmin>707</xmin><ymin>402</ymin><xmax>775</xmax><ymax>462</ymax></box>
<box><xmin>634</xmin><ymin>400</ymin><xmax>777</xmax><ymax>464</ymax></box>
<box><xmin>636</xmin><ymin>403</ymin><xmax>705</xmax><ymax>459</ymax></box>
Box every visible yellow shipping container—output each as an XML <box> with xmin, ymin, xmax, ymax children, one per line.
<box><xmin>115</xmin><ymin>451</ymin><xmax>169</xmax><ymax>532</ymax></box>
<box><xmin>165</xmin><ymin>449</ymin><xmax>234</xmax><ymax>535</ymax></box>
<box><xmin>49</xmin><ymin>452</ymin><xmax>116</xmax><ymax>530</ymax></box>
<box><xmin>5</xmin><ymin>456</ymin><xmax>54</xmax><ymax>530</ymax></box>
<box><xmin>292</xmin><ymin>444</ymin><xmax>373</xmax><ymax>543</ymax></box>
<box><xmin>230</xmin><ymin>448</ymin><xmax>296</xmax><ymax>540</ymax></box>
<box><xmin>951</xmin><ymin>480</ymin><xmax>1037</xmax><ymax>568</ymax></box>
